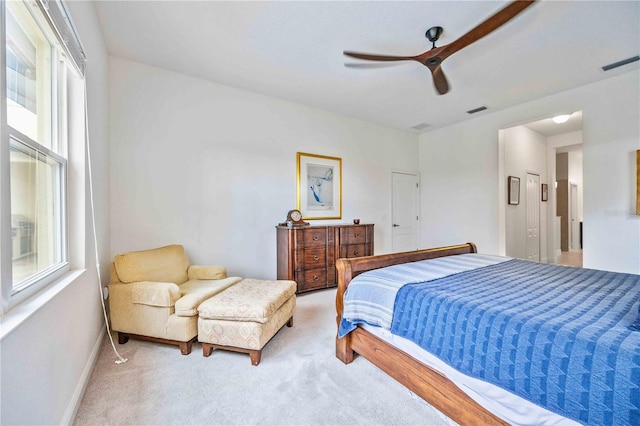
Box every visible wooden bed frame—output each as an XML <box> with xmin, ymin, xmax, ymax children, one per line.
<box><xmin>335</xmin><ymin>243</ymin><xmax>509</xmax><ymax>425</ymax></box>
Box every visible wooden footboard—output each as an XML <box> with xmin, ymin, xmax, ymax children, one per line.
<box><xmin>335</xmin><ymin>243</ymin><xmax>508</xmax><ymax>425</ymax></box>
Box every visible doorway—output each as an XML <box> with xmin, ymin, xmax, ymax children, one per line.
<box><xmin>501</xmin><ymin>111</ymin><xmax>583</xmax><ymax>266</ymax></box>
<box><xmin>391</xmin><ymin>172</ymin><xmax>419</xmax><ymax>252</ymax></box>
<box><xmin>555</xmin><ymin>144</ymin><xmax>583</xmax><ymax>267</ymax></box>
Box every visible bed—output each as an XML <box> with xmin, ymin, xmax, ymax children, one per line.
<box><xmin>335</xmin><ymin>243</ymin><xmax>640</xmax><ymax>425</ymax></box>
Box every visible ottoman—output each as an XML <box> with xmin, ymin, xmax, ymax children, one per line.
<box><xmin>197</xmin><ymin>278</ymin><xmax>296</xmax><ymax>365</ymax></box>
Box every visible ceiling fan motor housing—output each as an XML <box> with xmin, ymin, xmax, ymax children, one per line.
<box><xmin>426</xmin><ymin>57</ymin><xmax>442</xmax><ymax>67</ymax></box>
<box><xmin>426</xmin><ymin>26</ymin><xmax>443</xmax><ymax>45</ymax></box>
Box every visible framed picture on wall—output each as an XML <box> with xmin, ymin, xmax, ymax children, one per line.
<box><xmin>508</xmin><ymin>176</ymin><xmax>520</xmax><ymax>205</ymax></box>
<box><xmin>636</xmin><ymin>150</ymin><xmax>639</xmax><ymax>216</ymax></box>
<box><xmin>541</xmin><ymin>183</ymin><xmax>548</xmax><ymax>202</ymax></box>
<box><xmin>297</xmin><ymin>152</ymin><xmax>342</xmax><ymax>219</ymax></box>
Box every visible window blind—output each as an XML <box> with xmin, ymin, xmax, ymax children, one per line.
<box><xmin>36</xmin><ymin>0</ymin><xmax>86</xmax><ymax>76</ymax></box>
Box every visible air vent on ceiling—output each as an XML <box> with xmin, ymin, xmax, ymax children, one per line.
<box><xmin>467</xmin><ymin>106</ymin><xmax>487</xmax><ymax>114</ymax></box>
<box><xmin>602</xmin><ymin>56</ymin><xmax>639</xmax><ymax>72</ymax></box>
<box><xmin>411</xmin><ymin>122</ymin><xmax>431</xmax><ymax>130</ymax></box>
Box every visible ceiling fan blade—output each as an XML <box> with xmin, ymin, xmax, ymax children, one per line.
<box><xmin>429</xmin><ymin>65</ymin><xmax>449</xmax><ymax>95</ymax></box>
<box><xmin>440</xmin><ymin>0</ymin><xmax>536</xmax><ymax>60</ymax></box>
<box><xmin>343</xmin><ymin>51</ymin><xmax>417</xmax><ymax>62</ymax></box>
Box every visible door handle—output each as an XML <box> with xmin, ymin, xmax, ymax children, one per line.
<box><xmin>393</xmin><ymin>224</ymin><xmax>400</xmax><ymax>227</ymax></box>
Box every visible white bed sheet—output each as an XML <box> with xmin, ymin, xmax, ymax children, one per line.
<box><xmin>361</xmin><ymin>324</ymin><xmax>580</xmax><ymax>426</ymax></box>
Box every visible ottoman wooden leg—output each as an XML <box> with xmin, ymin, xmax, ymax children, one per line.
<box><xmin>286</xmin><ymin>316</ymin><xmax>293</xmax><ymax>327</ymax></box>
<box><xmin>203</xmin><ymin>343</ymin><xmax>214</xmax><ymax>357</ymax></box>
<box><xmin>249</xmin><ymin>350</ymin><xmax>262</xmax><ymax>366</ymax></box>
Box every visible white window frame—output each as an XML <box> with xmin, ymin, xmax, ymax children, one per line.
<box><xmin>1</xmin><ymin>0</ymin><xmax>84</xmax><ymax>314</ymax></box>
<box><xmin>8</xmin><ymin>131</ymin><xmax>69</xmax><ymax>301</ymax></box>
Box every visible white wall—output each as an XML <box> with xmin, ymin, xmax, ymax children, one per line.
<box><xmin>419</xmin><ymin>70</ymin><xmax>640</xmax><ymax>274</ymax></box>
<box><xmin>418</xmin><ymin>117</ymin><xmax>504</xmax><ymax>253</ymax></box>
<box><xmin>503</xmin><ymin>125</ymin><xmax>548</xmax><ymax>261</ymax></box>
<box><xmin>0</xmin><ymin>2</ymin><xmax>110</xmax><ymax>424</ymax></box>
<box><xmin>109</xmin><ymin>57</ymin><xmax>418</xmax><ymax>278</ymax></box>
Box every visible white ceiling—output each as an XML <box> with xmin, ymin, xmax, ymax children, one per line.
<box><xmin>93</xmin><ymin>1</ymin><xmax>639</xmax><ymax>133</ymax></box>
<box><xmin>523</xmin><ymin>110</ymin><xmax>583</xmax><ymax>137</ymax></box>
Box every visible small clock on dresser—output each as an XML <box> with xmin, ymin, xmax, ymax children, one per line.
<box><xmin>279</xmin><ymin>209</ymin><xmax>309</xmax><ymax>227</ymax></box>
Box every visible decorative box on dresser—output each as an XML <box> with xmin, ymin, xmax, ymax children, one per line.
<box><xmin>276</xmin><ymin>224</ymin><xmax>374</xmax><ymax>294</ymax></box>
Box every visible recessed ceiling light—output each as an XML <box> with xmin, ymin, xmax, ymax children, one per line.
<box><xmin>552</xmin><ymin>114</ymin><xmax>571</xmax><ymax>124</ymax></box>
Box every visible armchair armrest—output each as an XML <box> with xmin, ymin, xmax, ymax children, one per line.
<box><xmin>187</xmin><ymin>265</ymin><xmax>227</xmax><ymax>280</ymax></box>
<box><xmin>131</xmin><ymin>281</ymin><xmax>181</xmax><ymax>307</ymax></box>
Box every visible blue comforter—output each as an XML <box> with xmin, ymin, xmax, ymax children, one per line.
<box><xmin>390</xmin><ymin>259</ymin><xmax>640</xmax><ymax>425</ymax></box>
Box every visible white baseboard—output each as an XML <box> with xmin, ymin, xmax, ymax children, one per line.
<box><xmin>62</xmin><ymin>327</ymin><xmax>105</xmax><ymax>425</ymax></box>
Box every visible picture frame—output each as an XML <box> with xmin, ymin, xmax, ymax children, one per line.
<box><xmin>636</xmin><ymin>150</ymin><xmax>639</xmax><ymax>215</ymax></box>
<box><xmin>541</xmin><ymin>183</ymin><xmax>548</xmax><ymax>202</ymax></box>
<box><xmin>297</xmin><ymin>152</ymin><xmax>342</xmax><ymax>219</ymax></box>
<box><xmin>508</xmin><ymin>176</ymin><xmax>520</xmax><ymax>205</ymax></box>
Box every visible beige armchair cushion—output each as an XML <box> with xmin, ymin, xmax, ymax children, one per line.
<box><xmin>115</xmin><ymin>244</ymin><xmax>190</xmax><ymax>284</ymax></box>
<box><xmin>174</xmin><ymin>277</ymin><xmax>243</xmax><ymax>317</ymax></box>
<box><xmin>187</xmin><ymin>265</ymin><xmax>227</xmax><ymax>280</ymax></box>
<box><xmin>131</xmin><ymin>281</ymin><xmax>181</xmax><ymax>307</ymax></box>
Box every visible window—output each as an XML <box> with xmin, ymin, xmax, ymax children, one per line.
<box><xmin>6</xmin><ymin>0</ymin><xmax>52</xmax><ymax>147</ymax></box>
<box><xmin>2</xmin><ymin>0</ymin><xmax>84</xmax><ymax>310</ymax></box>
<box><xmin>10</xmin><ymin>136</ymin><xmax>66</xmax><ymax>292</ymax></box>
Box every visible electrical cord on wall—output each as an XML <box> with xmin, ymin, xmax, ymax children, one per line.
<box><xmin>84</xmin><ymin>76</ymin><xmax>127</xmax><ymax>365</ymax></box>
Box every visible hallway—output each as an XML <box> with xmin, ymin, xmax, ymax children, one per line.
<box><xmin>557</xmin><ymin>250</ymin><xmax>583</xmax><ymax>268</ymax></box>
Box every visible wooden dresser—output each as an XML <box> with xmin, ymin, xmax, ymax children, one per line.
<box><xmin>276</xmin><ymin>224</ymin><xmax>374</xmax><ymax>293</ymax></box>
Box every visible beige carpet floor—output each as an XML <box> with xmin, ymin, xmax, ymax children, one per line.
<box><xmin>73</xmin><ymin>288</ymin><xmax>455</xmax><ymax>426</ymax></box>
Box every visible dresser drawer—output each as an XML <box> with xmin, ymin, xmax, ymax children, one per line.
<box><xmin>294</xmin><ymin>248</ymin><xmax>326</xmax><ymax>270</ymax></box>
<box><xmin>341</xmin><ymin>244</ymin><xmax>366</xmax><ymax>259</ymax></box>
<box><xmin>295</xmin><ymin>227</ymin><xmax>327</xmax><ymax>248</ymax></box>
<box><xmin>295</xmin><ymin>268</ymin><xmax>327</xmax><ymax>292</ymax></box>
<box><xmin>340</xmin><ymin>226</ymin><xmax>367</xmax><ymax>245</ymax></box>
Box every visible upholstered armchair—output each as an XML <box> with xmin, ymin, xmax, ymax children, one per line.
<box><xmin>108</xmin><ymin>244</ymin><xmax>241</xmax><ymax>355</ymax></box>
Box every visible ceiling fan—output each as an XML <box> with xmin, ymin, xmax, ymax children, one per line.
<box><xmin>344</xmin><ymin>0</ymin><xmax>536</xmax><ymax>95</ymax></box>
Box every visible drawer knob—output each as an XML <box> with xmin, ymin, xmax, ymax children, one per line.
<box><xmin>313</xmin><ymin>255</ymin><xmax>319</xmax><ymax>261</ymax></box>
<box><xmin>313</xmin><ymin>235</ymin><xmax>318</xmax><ymax>241</ymax></box>
<box><xmin>354</xmin><ymin>233</ymin><xmax>360</xmax><ymax>237</ymax></box>
<box><xmin>354</xmin><ymin>251</ymin><xmax>359</xmax><ymax>256</ymax></box>
<box><xmin>313</xmin><ymin>275</ymin><xmax>319</xmax><ymax>281</ymax></box>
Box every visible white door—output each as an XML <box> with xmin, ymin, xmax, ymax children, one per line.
<box><xmin>525</xmin><ymin>173</ymin><xmax>540</xmax><ymax>261</ymax></box>
<box><xmin>570</xmin><ymin>183</ymin><xmax>580</xmax><ymax>250</ymax></box>
<box><xmin>392</xmin><ymin>172</ymin><xmax>419</xmax><ymax>252</ymax></box>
